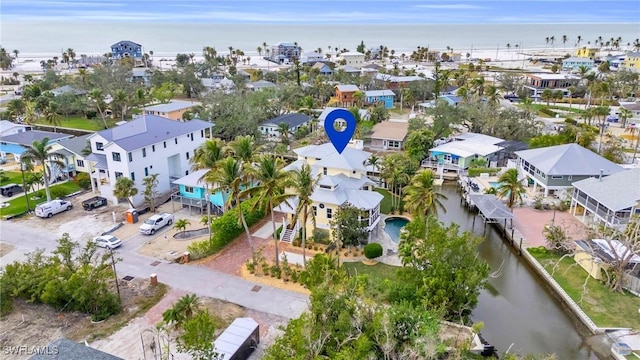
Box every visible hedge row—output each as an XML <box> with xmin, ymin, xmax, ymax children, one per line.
<box><xmin>538</xmin><ymin>107</ymin><xmax>558</xmax><ymax>117</ymax></box>
<box><xmin>467</xmin><ymin>167</ymin><xmax>500</xmax><ymax>177</ymax></box>
<box><xmin>188</xmin><ymin>199</ymin><xmax>265</xmax><ymax>259</ymax></box>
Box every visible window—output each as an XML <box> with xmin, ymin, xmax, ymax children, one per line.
<box><xmin>76</xmin><ymin>159</ymin><xmax>84</xmax><ymax>167</ymax></box>
<box><xmin>387</xmin><ymin>140</ymin><xmax>401</xmax><ymax>148</ymax></box>
<box><xmin>152</xmin><ymin>145</ymin><xmax>155</xmax><ymax>152</ymax></box>
<box><xmin>96</xmin><ymin>142</ymin><xmax>104</xmax><ymax>151</ymax></box>
<box><xmin>144</xmin><ymin>167</ymin><xmax>149</xmax><ymax>176</ymax></box>
<box><xmin>130</xmin><ymin>172</ymin><xmax>135</xmax><ymax>181</ymax></box>
<box><xmin>551</xmin><ymin>175</ymin><xmax>563</xmax><ymax>179</ymax></box>
<box><xmin>185</xmin><ymin>186</ymin><xmax>194</xmax><ymax>193</ymax></box>
<box><xmin>142</xmin><ymin>148</ymin><xmax>147</xmax><ymax>157</ymax></box>
<box><xmin>312</xmin><ymin>206</ymin><xmax>317</xmax><ymax>216</ymax></box>
<box><xmin>568</xmin><ymin>176</ymin><xmax>572</xmax><ymax>180</ymax></box>
<box><xmin>175</xmin><ymin>138</ymin><xmax>178</xmax><ymax>145</ymax></box>
<box><xmin>323</xmin><ymin>167</ymin><xmax>327</xmax><ymax>175</ymax></box>
<box><xmin>112</xmin><ymin>152</ymin><xmax>121</xmax><ymax>162</ymax></box>
<box><xmin>326</xmin><ymin>208</ymin><xmax>332</xmax><ymax>219</ymax></box>
<box><xmin>115</xmin><ymin>171</ymin><xmax>123</xmax><ymax>179</ymax></box>
<box><xmin>190</xmin><ymin>133</ymin><xmax>194</xmax><ymax>141</ymax></box>
<box><xmin>163</xmin><ymin>141</ymin><xmax>167</xmax><ymax>149</ymax></box>
<box><xmin>128</xmin><ymin>152</ymin><xmax>133</xmax><ymax>162</ymax></box>
<box><xmin>200</xmin><ymin>130</ymin><xmax>204</xmax><ymax>138</ymax></box>
<box><xmin>186</xmin><ymin>151</ymin><xmax>190</xmax><ymax>160</ymax></box>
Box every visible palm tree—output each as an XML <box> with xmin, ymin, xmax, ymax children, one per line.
<box><xmin>173</xmin><ymin>219</ymin><xmax>191</xmax><ymax>235</ymax></box>
<box><xmin>113</xmin><ymin>177</ymin><xmax>138</xmax><ymax>208</ymax></box>
<box><xmin>12</xmin><ymin>49</ymin><xmax>19</xmax><ymax>64</ymax></box>
<box><xmin>496</xmin><ymin>168</ymin><xmax>526</xmax><ymax>210</ymax></box>
<box><xmin>366</xmin><ymin>155</ymin><xmax>381</xmax><ymax>186</ymax></box>
<box><xmin>192</xmin><ymin>138</ymin><xmax>225</xmax><ymax>236</ymax></box>
<box><xmin>619</xmin><ymin>108</ymin><xmax>633</xmax><ymax>128</ymax></box>
<box><xmin>291</xmin><ymin>164</ymin><xmax>320</xmax><ymax>265</ymax></box>
<box><xmin>277</xmin><ymin>123</ymin><xmax>290</xmax><ymax>145</ymax></box>
<box><xmin>403</xmin><ymin>169</ymin><xmax>447</xmax><ymax>220</ymax></box>
<box><xmin>562</xmin><ymin>35</ymin><xmax>568</xmax><ymax>51</ymax></box>
<box><xmin>112</xmin><ymin>89</ymin><xmax>130</xmax><ymax>121</ymax></box>
<box><xmin>242</xmin><ymin>155</ymin><xmax>293</xmax><ymax>267</ymax></box>
<box><xmin>66</xmin><ymin>48</ymin><xmax>76</xmax><ymax>64</ymax></box>
<box><xmin>208</xmin><ymin>157</ymin><xmax>256</xmax><ymax>263</ymax></box>
<box><xmin>22</xmin><ymin>101</ymin><xmax>39</xmax><ymax>125</ymax></box>
<box><xmin>227</xmin><ymin>135</ymin><xmax>259</xmax><ymax>163</ymax></box>
<box><xmin>89</xmin><ymin>89</ymin><xmax>108</xmax><ymax>129</ymax></box>
<box><xmin>43</xmin><ymin>104</ymin><xmax>60</xmax><ymax>132</ymax></box>
<box><xmin>21</xmin><ymin>138</ymin><xmax>64</xmax><ymax>202</ymax></box>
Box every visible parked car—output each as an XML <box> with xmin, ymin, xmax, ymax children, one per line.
<box><xmin>35</xmin><ymin>199</ymin><xmax>73</xmax><ymax>218</ymax></box>
<box><xmin>0</xmin><ymin>184</ymin><xmax>23</xmax><ymax>197</ymax></box>
<box><xmin>82</xmin><ymin>196</ymin><xmax>107</xmax><ymax>210</ymax></box>
<box><xmin>92</xmin><ymin>235</ymin><xmax>122</xmax><ymax>249</ymax></box>
<box><xmin>139</xmin><ymin>213</ymin><xmax>174</xmax><ymax>235</ymax></box>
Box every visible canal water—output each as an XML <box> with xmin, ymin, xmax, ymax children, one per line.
<box><xmin>437</xmin><ymin>185</ymin><xmax>600</xmax><ymax>359</ymax></box>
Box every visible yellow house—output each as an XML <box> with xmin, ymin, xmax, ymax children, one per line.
<box><xmin>274</xmin><ymin>143</ymin><xmax>383</xmax><ymax>243</ymax></box>
<box><xmin>574</xmin><ymin>47</ymin><xmax>598</xmax><ymax>59</ymax></box>
<box><xmin>46</xmin><ymin>134</ymin><xmax>92</xmax><ymax>181</ymax></box>
<box><xmin>622</xmin><ymin>51</ymin><xmax>640</xmax><ymax>73</ymax></box>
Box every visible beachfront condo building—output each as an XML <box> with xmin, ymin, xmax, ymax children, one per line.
<box><xmin>623</xmin><ymin>51</ymin><xmax>640</xmax><ymax>73</ymax></box>
<box><xmin>270</xmin><ymin>42</ymin><xmax>301</xmax><ymax>64</ymax></box>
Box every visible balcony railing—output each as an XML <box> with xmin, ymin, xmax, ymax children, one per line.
<box><xmin>421</xmin><ymin>160</ymin><xmax>462</xmax><ymax>172</ymax></box>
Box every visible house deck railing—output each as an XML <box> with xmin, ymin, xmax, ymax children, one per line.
<box><xmin>421</xmin><ymin>159</ymin><xmax>462</xmax><ymax>172</ymax></box>
<box><xmin>573</xmin><ymin>194</ymin><xmax>629</xmax><ymax>226</ymax></box>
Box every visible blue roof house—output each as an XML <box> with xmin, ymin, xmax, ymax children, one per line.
<box><xmin>364</xmin><ymin>90</ymin><xmax>395</xmax><ymax>109</ymax></box>
<box><xmin>111</xmin><ymin>40</ymin><xmax>143</xmax><ymax>60</ymax></box>
<box><xmin>0</xmin><ymin>130</ymin><xmax>72</xmax><ymax>162</ymax></box>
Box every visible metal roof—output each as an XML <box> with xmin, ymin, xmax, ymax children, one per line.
<box><xmin>335</xmin><ymin>84</ymin><xmax>360</xmax><ymax>92</ymax></box>
<box><xmin>29</xmin><ymin>337</ymin><xmax>123</xmax><ymax>360</ymax></box>
<box><xmin>515</xmin><ymin>143</ymin><xmax>623</xmax><ymax>176</ymax></box>
<box><xmin>572</xmin><ymin>169</ymin><xmax>640</xmax><ymax>211</ymax></box>
<box><xmin>172</xmin><ymin>169</ymin><xmax>208</xmax><ymax>188</ymax></box>
<box><xmin>214</xmin><ymin>318</ymin><xmax>259</xmax><ymax>360</ymax></box>
<box><xmin>57</xmin><ymin>134</ymin><xmax>91</xmax><ymax>156</ymax></box>
<box><xmin>144</xmin><ymin>100</ymin><xmax>199</xmax><ymax>113</ymax></box>
<box><xmin>364</xmin><ymin>90</ymin><xmax>395</xmax><ymax>97</ymax></box>
<box><xmin>468</xmin><ymin>194</ymin><xmax>514</xmax><ymax>221</ymax></box>
<box><xmin>93</xmin><ymin>115</ymin><xmax>211</xmax><ymax>152</ymax></box>
<box><xmin>0</xmin><ymin>130</ymin><xmax>70</xmax><ymax>146</ymax></box>
<box><xmin>261</xmin><ymin>113</ymin><xmax>310</xmax><ymax>128</ymax></box>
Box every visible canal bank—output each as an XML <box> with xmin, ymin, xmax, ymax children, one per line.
<box><xmin>436</xmin><ymin>185</ymin><xmax>602</xmax><ymax>359</ymax></box>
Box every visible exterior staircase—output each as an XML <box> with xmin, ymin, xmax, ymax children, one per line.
<box><xmin>280</xmin><ymin>220</ymin><xmax>298</xmax><ymax>243</ymax></box>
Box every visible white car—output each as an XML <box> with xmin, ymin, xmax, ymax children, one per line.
<box><xmin>93</xmin><ymin>235</ymin><xmax>122</xmax><ymax>249</ymax></box>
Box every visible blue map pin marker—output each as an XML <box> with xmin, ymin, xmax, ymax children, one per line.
<box><xmin>324</xmin><ymin>108</ymin><xmax>356</xmax><ymax>154</ymax></box>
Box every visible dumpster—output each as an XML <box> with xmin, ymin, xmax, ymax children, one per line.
<box><xmin>126</xmin><ymin>209</ymin><xmax>139</xmax><ymax>224</ymax></box>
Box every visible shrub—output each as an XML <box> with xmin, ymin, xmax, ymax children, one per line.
<box><xmin>50</xmin><ymin>187</ymin><xmax>68</xmax><ymax>199</ymax></box>
<box><xmin>312</xmin><ymin>228</ymin><xmax>331</xmax><ymax>244</ymax></box>
<box><xmin>564</xmin><ymin>117</ymin><xmax>577</xmax><ymax>125</ymax></box>
<box><xmin>275</xmin><ymin>225</ymin><xmax>283</xmax><ymax>239</ymax></box>
<box><xmin>364</xmin><ymin>243</ymin><xmax>383</xmax><ymax>259</ymax></box>
<box><xmin>270</xmin><ymin>266</ymin><xmax>281</xmax><ymax>279</ymax></box>
<box><xmin>73</xmin><ymin>173</ymin><xmax>91</xmax><ymax>189</ymax></box>
<box><xmin>291</xmin><ymin>239</ymin><xmax>301</xmax><ymax>247</ymax></box>
<box><xmin>538</xmin><ymin>107</ymin><xmax>557</xmax><ymax>117</ymax></box>
<box><xmin>246</xmin><ymin>261</ymin><xmax>256</xmax><ymax>274</ymax></box>
<box><xmin>261</xmin><ymin>262</ymin><xmax>270</xmax><ymax>276</ymax></box>
<box><xmin>291</xmin><ymin>271</ymin><xmax>299</xmax><ymax>283</ymax></box>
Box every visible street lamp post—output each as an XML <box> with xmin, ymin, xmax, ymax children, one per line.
<box><xmin>20</xmin><ymin>162</ymin><xmax>31</xmax><ymax>213</ymax></box>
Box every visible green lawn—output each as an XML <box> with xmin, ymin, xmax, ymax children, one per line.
<box><xmin>343</xmin><ymin>261</ymin><xmax>398</xmax><ymax>282</ymax></box>
<box><xmin>0</xmin><ymin>171</ymin><xmax>24</xmax><ymax>187</ymax></box>
<box><xmin>0</xmin><ymin>181</ymin><xmax>82</xmax><ymax>217</ymax></box>
<box><xmin>528</xmin><ymin>248</ymin><xmax>640</xmax><ymax>329</ymax></box>
<box><xmin>375</xmin><ymin>188</ymin><xmax>393</xmax><ymax>214</ymax></box>
<box><xmin>35</xmin><ymin>115</ymin><xmax>116</xmax><ymax>131</ymax></box>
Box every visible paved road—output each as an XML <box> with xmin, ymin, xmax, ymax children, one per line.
<box><xmin>0</xmin><ymin>220</ymin><xmax>309</xmax><ymax>319</ymax></box>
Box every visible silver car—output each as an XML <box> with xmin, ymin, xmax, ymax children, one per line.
<box><xmin>93</xmin><ymin>235</ymin><xmax>122</xmax><ymax>249</ymax></box>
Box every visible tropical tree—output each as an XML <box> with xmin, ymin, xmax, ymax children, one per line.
<box><xmin>208</xmin><ymin>157</ymin><xmax>256</xmax><ymax>262</ymax></box>
<box><xmin>227</xmin><ymin>135</ymin><xmax>259</xmax><ymax>163</ymax></box>
<box><xmin>174</xmin><ymin>219</ymin><xmax>191</xmax><ymax>234</ymax></box>
<box><xmin>42</xmin><ymin>104</ymin><xmax>61</xmax><ymax>132</ymax></box>
<box><xmin>619</xmin><ymin>108</ymin><xmax>633</xmax><ymax>128</ymax></box>
<box><xmin>276</xmin><ymin>122</ymin><xmax>290</xmax><ymax>145</ymax></box>
<box><xmin>88</xmin><ymin>89</ymin><xmax>109</xmax><ymax>129</ymax></box>
<box><xmin>496</xmin><ymin>168</ymin><xmax>526</xmax><ymax>209</ymax></box>
<box><xmin>403</xmin><ymin>169</ymin><xmax>448</xmax><ymax>219</ymax></box>
<box><xmin>142</xmin><ymin>173</ymin><xmax>159</xmax><ymax>212</ymax></box>
<box><xmin>291</xmin><ymin>164</ymin><xmax>320</xmax><ymax>265</ymax></box>
<box><xmin>21</xmin><ymin>138</ymin><xmax>65</xmax><ymax>202</ymax></box>
<box><xmin>113</xmin><ymin>177</ymin><xmax>138</xmax><ymax>208</ymax></box>
<box><xmin>242</xmin><ymin>155</ymin><xmax>293</xmax><ymax>267</ymax></box>
<box><xmin>22</xmin><ymin>101</ymin><xmax>39</xmax><ymax>125</ymax></box>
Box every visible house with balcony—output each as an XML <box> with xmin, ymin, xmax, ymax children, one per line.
<box><xmin>270</xmin><ymin>42</ymin><xmax>301</xmax><ymax>64</ymax></box>
<box><xmin>522</xmin><ymin>73</ymin><xmax>579</xmax><ymax>99</ymax></box>
<box><xmin>273</xmin><ymin>143</ymin><xmax>383</xmax><ymax>243</ymax></box>
<box><xmin>171</xmin><ymin>169</ymin><xmax>226</xmax><ymax>216</ymax></box>
<box><xmin>514</xmin><ymin>143</ymin><xmax>624</xmax><ymax>197</ymax></box>
<box><xmin>47</xmin><ymin>134</ymin><xmax>92</xmax><ymax>182</ymax></box>
<box><xmin>85</xmin><ymin>115</ymin><xmax>212</xmax><ymax>206</ymax></box>
<box><xmin>111</xmin><ymin>40</ymin><xmax>143</xmax><ymax>62</ymax></box>
<box><xmin>338</xmin><ymin>52</ymin><xmax>365</xmax><ymax>68</ymax></box>
<box><xmin>425</xmin><ymin>132</ymin><xmax>505</xmax><ymax>173</ymax></box>
<box><xmin>562</xmin><ymin>57</ymin><xmax>595</xmax><ymax>71</ymax></box>
<box><xmin>259</xmin><ymin>113</ymin><xmax>312</xmax><ymax>140</ymax></box>
<box><xmin>335</xmin><ymin>84</ymin><xmax>360</xmax><ymax>107</ymax></box>
<box><xmin>570</xmin><ymin>169</ymin><xmax>640</xmax><ymax>229</ymax></box>
<box><xmin>364</xmin><ymin>90</ymin><xmax>395</xmax><ymax>109</ymax></box>
<box><xmin>0</xmin><ymin>130</ymin><xmax>71</xmax><ymax>163</ymax></box>
<box><xmin>622</xmin><ymin>51</ymin><xmax>640</xmax><ymax>73</ymax></box>
<box><xmin>368</xmin><ymin>120</ymin><xmax>408</xmax><ymax>150</ymax></box>
<box><xmin>144</xmin><ymin>100</ymin><xmax>200</xmax><ymax>121</ymax></box>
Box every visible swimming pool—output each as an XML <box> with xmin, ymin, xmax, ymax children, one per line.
<box><xmin>384</xmin><ymin>217</ymin><xmax>409</xmax><ymax>243</ymax></box>
<box><xmin>489</xmin><ymin>181</ymin><xmax>501</xmax><ymax>189</ymax></box>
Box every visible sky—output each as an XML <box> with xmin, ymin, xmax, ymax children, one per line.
<box><xmin>2</xmin><ymin>0</ymin><xmax>640</xmax><ymax>24</ymax></box>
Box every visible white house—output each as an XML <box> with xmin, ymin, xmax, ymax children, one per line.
<box><xmin>259</xmin><ymin>113</ymin><xmax>312</xmax><ymax>140</ymax></box>
<box><xmin>0</xmin><ymin>120</ymin><xmax>32</xmax><ymax>137</ymax></box>
<box><xmin>85</xmin><ymin>115</ymin><xmax>212</xmax><ymax>206</ymax></box>
<box><xmin>338</xmin><ymin>52</ymin><xmax>365</xmax><ymax>68</ymax></box>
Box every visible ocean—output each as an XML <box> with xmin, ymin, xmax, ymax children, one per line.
<box><xmin>1</xmin><ymin>22</ymin><xmax>639</xmax><ymax>59</ymax></box>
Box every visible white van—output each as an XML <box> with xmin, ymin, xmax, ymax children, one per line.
<box><xmin>35</xmin><ymin>199</ymin><xmax>73</xmax><ymax>218</ymax></box>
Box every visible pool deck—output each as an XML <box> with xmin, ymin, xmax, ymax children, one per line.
<box><xmin>368</xmin><ymin>214</ymin><xmax>404</xmax><ymax>266</ymax></box>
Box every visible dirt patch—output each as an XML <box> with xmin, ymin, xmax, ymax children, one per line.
<box><xmin>0</xmin><ymin>242</ymin><xmax>14</xmax><ymax>257</ymax></box>
<box><xmin>138</xmin><ymin>232</ymin><xmax>206</xmax><ymax>261</ymax></box>
<box><xmin>240</xmin><ymin>266</ymin><xmax>310</xmax><ymax>295</ymax></box>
